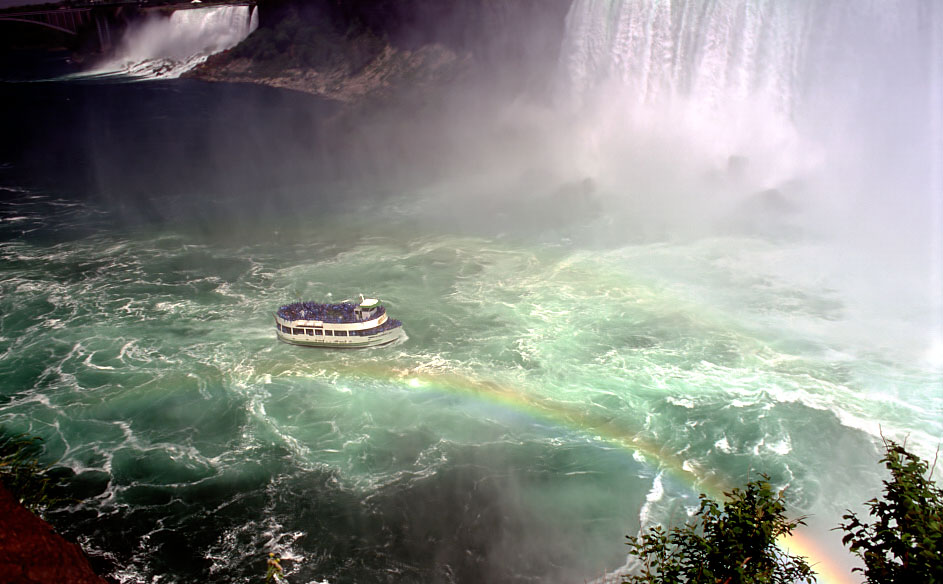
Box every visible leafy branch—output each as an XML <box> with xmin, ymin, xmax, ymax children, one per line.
<box><xmin>839</xmin><ymin>439</ymin><xmax>943</xmax><ymax>584</ymax></box>
<box><xmin>0</xmin><ymin>430</ymin><xmax>66</xmax><ymax>516</ymax></box>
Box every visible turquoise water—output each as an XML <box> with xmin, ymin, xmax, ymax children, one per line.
<box><xmin>2</xmin><ymin>174</ymin><xmax>940</xmax><ymax>582</ymax></box>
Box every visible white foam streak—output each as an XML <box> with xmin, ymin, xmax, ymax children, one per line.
<box><xmin>637</xmin><ymin>471</ymin><xmax>664</xmax><ymax>527</ymax></box>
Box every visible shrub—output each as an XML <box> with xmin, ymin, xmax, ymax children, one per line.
<box><xmin>624</xmin><ymin>475</ymin><xmax>815</xmax><ymax>584</ymax></box>
<box><xmin>839</xmin><ymin>440</ymin><xmax>943</xmax><ymax>584</ymax></box>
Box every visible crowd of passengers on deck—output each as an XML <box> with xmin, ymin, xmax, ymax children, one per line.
<box><xmin>277</xmin><ymin>301</ymin><xmax>386</xmax><ymax>323</ymax></box>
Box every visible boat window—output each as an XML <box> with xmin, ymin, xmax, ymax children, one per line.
<box><xmin>306</xmin><ymin>329</ymin><xmax>314</xmax><ymax>336</ymax></box>
<box><xmin>339</xmin><ymin>330</ymin><xmax>348</xmax><ymax>336</ymax></box>
<box><xmin>325</xmin><ymin>330</ymin><xmax>333</xmax><ymax>336</ymax></box>
<box><xmin>315</xmin><ymin>329</ymin><xmax>323</xmax><ymax>336</ymax></box>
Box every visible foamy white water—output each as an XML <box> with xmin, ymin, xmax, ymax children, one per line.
<box><xmin>97</xmin><ymin>5</ymin><xmax>258</xmax><ymax>79</ymax></box>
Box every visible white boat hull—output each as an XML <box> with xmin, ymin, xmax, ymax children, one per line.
<box><xmin>275</xmin><ymin>324</ymin><xmax>406</xmax><ymax>348</ymax></box>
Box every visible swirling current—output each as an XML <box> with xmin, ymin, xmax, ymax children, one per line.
<box><xmin>2</xmin><ymin>174</ymin><xmax>940</xmax><ymax>582</ymax></box>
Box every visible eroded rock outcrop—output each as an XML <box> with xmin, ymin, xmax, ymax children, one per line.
<box><xmin>187</xmin><ymin>0</ymin><xmax>573</xmax><ymax>103</ymax></box>
<box><xmin>195</xmin><ymin>42</ymin><xmax>467</xmax><ymax>103</ymax></box>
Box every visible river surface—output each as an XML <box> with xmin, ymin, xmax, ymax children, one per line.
<box><xmin>1</xmin><ymin>17</ymin><xmax>941</xmax><ymax>583</ymax></box>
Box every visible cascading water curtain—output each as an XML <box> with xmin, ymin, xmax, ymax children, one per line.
<box><xmin>556</xmin><ymin>0</ymin><xmax>940</xmax><ymax>250</ymax></box>
<box><xmin>101</xmin><ymin>5</ymin><xmax>259</xmax><ymax>79</ymax></box>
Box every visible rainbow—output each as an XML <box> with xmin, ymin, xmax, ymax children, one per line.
<box><xmin>296</xmin><ymin>361</ymin><xmax>857</xmax><ymax>584</ymax></box>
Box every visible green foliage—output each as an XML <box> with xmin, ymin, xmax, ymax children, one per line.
<box><xmin>0</xmin><ymin>431</ymin><xmax>63</xmax><ymax>514</ymax></box>
<box><xmin>624</xmin><ymin>475</ymin><xmax>815</xmax><ymax>584</ymax></box>
<box><xmin>839</xmin><ymin>440</ymin><xmax>943</xmax><ymax>584</ymax></box>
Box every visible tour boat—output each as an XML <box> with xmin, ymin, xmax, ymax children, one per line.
<box><xmin>275</xmin><ymin>297</ymin><xmax>405</xmax><ymax>348</ymax></box>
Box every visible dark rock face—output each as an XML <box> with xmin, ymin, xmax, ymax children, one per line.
<box><xmin>256</xmin><ymin>0</ymin><xmax>574</xmax><ymax>63</ymax></box>
<box><xmin>0</xmin><ymin>486</ymin><xmax>108</xmax><ymax>584</ymax></box>
<box><xmin>192</xmin><ymin>0</ymin><xmax>574</xmax><ymax>102</ymax></box>
<box><xmin>342</xmin><ymin>0</ymin><xmax>574</xmax><ymax>70</ymax></box>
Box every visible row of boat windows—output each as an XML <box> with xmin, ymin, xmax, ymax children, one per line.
<box><xmin>277</xmin><ymin>323</ymin><xmax>379</xmax><ymax>337</ymax></box>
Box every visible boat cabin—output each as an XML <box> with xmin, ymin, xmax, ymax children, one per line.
<box><xmin>355</xmin><ymin>297</ymin><xmax>381</xmax><ymax>321</ymax></box>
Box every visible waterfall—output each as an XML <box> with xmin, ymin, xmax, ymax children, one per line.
<box><xmin>100</xmin><ymin>5</ymin><xmax>258</xmax><ymax>79</ymax></box>
<box><xmin>558</xmin><ymin>0</ymin><xmax>930</xmax><ymax>118</ymax></box>
<box><xmin>558</xmin><ymin>0</ymin><xmax>934</xmax><ymax>152</ymax></box>
<box><xmin>555</xmin><ymin>0</ymin><xmax>939</xmax><ymax>238</ymax></box>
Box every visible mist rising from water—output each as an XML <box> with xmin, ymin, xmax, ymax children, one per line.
<box><xmin>549</xmin><ymin>0</ymin><xmax>942</xmax><ymax>368</ymax></box>
<box><xmin>557</xmin><ymin>0</ymin><xmax>936</xmax><ymax>211</ymax></box>
<box><xmin>99</xmin><ymin>5</ymin><xmax>258</xmax><ymax>78</ymax></box>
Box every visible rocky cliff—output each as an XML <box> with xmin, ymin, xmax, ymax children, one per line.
<box><xmin>187</xmin><ymin>0</ymin><xmax>574</xmax><ymax>103</ymax></box>
<box><xmin>0</xmin><ymin>485</ymin><xmax>109</xmax><ymax>584</ymax></box>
